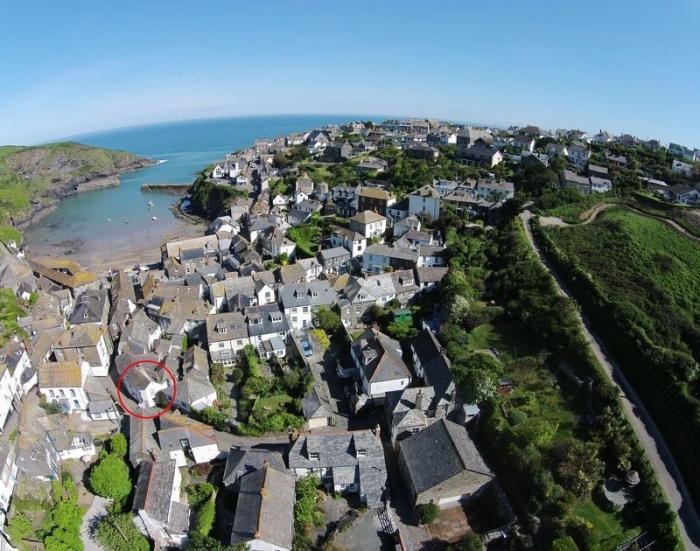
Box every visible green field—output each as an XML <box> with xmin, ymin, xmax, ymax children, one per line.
<box><xmin>544</xmin><ymin>208</ymin><xmax>700</xmax><ymax>355</ymax></box>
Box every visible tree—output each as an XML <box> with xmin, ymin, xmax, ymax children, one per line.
<box><xmin>310</xmin><ymin>328</ymin><xmax>330</xmax><ymax>351</ymax></box>
<box><xmin>109</xmin><ymin>433</ymin><xmax>127</xmax><ymax>458</ymax></box>
<box><xmin>41</xmin><ymin>476</ymin><xmax>84</xmax><ymax>551</ymax></box>
<box><xmin>186</xmin><ymin>482</ymin><xmax>215</xmax><ymax>508</ymax></box>
<box><xmin>452</xmin><ymin>352</ymin><xmax>503</xmax><ymax>404</ymax></box>
<box><xmin>416</xmin><ymin>503</ymin><xmax>439</xmax><ymax>525</ymax></box>
<box><xmin>6</xmin><ymin>512</ymin><xmax>33</xmax><ymax>546</ymax></box>
<box><xmin>193</xmin><ymin>406</ymin><xmax>229</xmax><ymax>431</ymax></box>
<box><xmin>90</xmin><ymin>454</ymin><xmax>132</xmax><ymax>501</ymax></box>
<box><xmin>549</xmin><ymin>536</ymin><xmax>578</xmax><ymax>551</ymax></box>
<box><xmin>552</xmin><ymin>439</ymin><xmax>603</xmax><ymax>497</ymax></box>
<box><xmin>96</xmin><ymin>513</ymin><xmax>151</xmax><ymax>551</ymax></box>
<box><xmin>315</xmin><ymin>306</ymin><xmax>342</xmax><ymax>335</ymax></box>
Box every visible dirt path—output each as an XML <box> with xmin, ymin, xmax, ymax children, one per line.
<box><xmin>520</xmin><ymin>210</ymin><xmax>700</xmax><ymax>550</ymax></box>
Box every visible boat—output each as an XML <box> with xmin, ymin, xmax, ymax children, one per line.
<box><xmin>152</xmin><ymin>216</ymin><xmax>159</xmax><ymax>221</ymax></box>
<box><xmin>106</xmin><ymin>218</ymin><xmax>111</xmax><ymax>222</ymax></box>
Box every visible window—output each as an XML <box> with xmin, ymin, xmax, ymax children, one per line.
<box><xmin>309</xmin><ymin>451</ymin><xmax>320</xmax><ymax>460</ymax></box>
<box><xmin>303</xmin><ymin>307</ymin><xmax>309</xmax><ymax>313</ymax></box>
<box><xmin>69</xmin><ymin>389</ymin><xmax>76</xmax><ymax>397</ymax></box>
<box><xmin>59</xmin><ymin>389</ymin><xmax>66</xmax><ymax>397</ymax></box>
<box><xmin>73</xmin><ymin>400</ymin><xmax>80</xmax><ymax>409</ymax></box>
<box><xmin>180</xmin><ymin>438</ymin><xmax>190</xmax><ymax>449</ymax></box>
<box><xmin>357</xmin><ymin>448</ymin><xmax>367</xmax><ymax>458</ymax></box>
<box><xmin>236</xmin><ymin>340</ymin><xmax>243</xmax><ymax>346</ymax></box>
<box><xmin>48</xmin><ymin>389</ymin><xmax>55</xmax><ymax>397</ymax></box>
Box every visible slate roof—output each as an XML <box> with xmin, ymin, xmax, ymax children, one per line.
<box><xmin>411</xmin><ymin>328</ymin><xmax>454</xmax><ymax>401</ymax></box>
<box><xmin>288</xmin><ymin>429</ymin><xmax>387</xmax><ymax>505</ymax></box>
<box><xmin>319</xmin><ymin>247</ymin><xmax>351</xmax><ymax>261</ymax></box>
<box><xmin>302</xmin><ymin>382</ymin><xmax>334</xmax><ymax>420</ymax></box>
<box><xmin>69</xmin><ymin>288</ymin><xmax>109</xmax><ymax>325</ymax></box>
<box><xmin>398</xmin><ymin>419</ymin><xmax>493</xmax><ymax>495</ymax></box>
<box><xmin>120</xmin><ymin>310</ymin><xmax>159</xmax><ymax>353</ymax></box>
<box><xmin>157</xmin><ymin>411</ymin><xmax>218</xmax><ymax>453</ymax></box>
<box><xmin>352</xmin><ymin>330</ymin><xmax>411</xmax><ymax>384</ymax></box>
<box><xmin>206</xmin><ymin>312</ymin><xmax>249</xmax><ymax>343</ymax></box>
<box><xmin>278</xmin><ymin>280</ymin><xmax>336</xmax><ymax>309</ymax></box>
<box><xmin>276</xmin><ymin>263</ymin><xmax>306</xmax><ymax>284</ymax></box>
<box><xmin>231</xmin><ymin>466</ymin><xmax>295</xmax><ymax>549</ymax></box>
<box><xmin>222</xmin><ymin>447</ymin><xmax>286</xmax><ymax>488</ymax></box>
<box><xmin>244</xmin><ymin>303</ymin><xmax>289</xmax><ymax>338</ymax></box>
<box><xmin>129</xmin><ymin>412</ymin><xmax>158</xmax><ymax>467</ymax></box>
<box><xmin>415</xmin><ymin>266</ymin><xmax>449</xmax><ymax>284</ymax></box>
<box><xmin>133</xmin><ymin>459</ymin><xmax>188</xmax><ymax>533</ymax></box>
<box><xmin>364</xmin><ymin>244</ymin><xmax>419</xmax><ymax>262</ymax></box>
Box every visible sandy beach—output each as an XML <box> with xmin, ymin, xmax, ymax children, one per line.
<box><xmin>25</xmin><ymin>217</ymin><xmax>206</xmax><ymax>275</ymax></box>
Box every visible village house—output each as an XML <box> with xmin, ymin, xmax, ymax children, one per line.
<box><xmin>349</xmin><ymin>210</ymin><xmax>387</xmax><ymax>240</ymax></box>
<box><xmin>338</xmin><ymin>273</ymin><xmax>397</xmax><ymax>328</ymax></box>
<box><xmin>405</xmin><ymin>142</ymin><xmax>439</xmax><ymax>160</ymax></box>
<box><xmin>0</xmin><ymin>340</ymin><xmax>35</xmax><ymax>430</ymax></box>
<box><xmin>330</xmin><ymin>226</ymin><xmax>367</xmax><ymax>258</ymax></box>
<box><xmin>672</xmin><ymin>159</ymin><xmax>694</xmax><ymax>177</ymax></box>
<box><xmin>133</xmin><ymin>460</ymin><xmax>190</xmax><ymax>547</ymax></box>
<box><xmin>363</xmin><ymin>244</ymin><xmax>418</xmax><ymax>275</ymax></box>
<box><xmin>351</xmin><ymin>329</ymin><xmax>411</xmax><ymax>401</ymax></box>
<box><xmin>408</xmin><ymin>184</ymin><xmax>441</xmax><ymax>220</ymax></box>
<box><xmin>330</xmin><ymin>184</ymin><xmax>360</xmax><ymax>217</ymax></box>
<box><xmin>411</xmin><ymin>328</ymin><xmax>458</xmax><ymax>418</ymax></box>
<box><xmin>318</xmin><ymin>246</ymin><xmax>351</xmax><ymax>275</ymax></box>
<box><xmin>568</xmin><ymin>143</ymin><xmax>591</xmax><ymax>167</ymax></box>
<box><xmin>54</xmin><ymin>324</ymin><xmax>112</xmax><ymax>377</ymax></box>
<box><xmin>456</xmin><ymin>144</ymin><xmax>503</xmax><ymax>167</ymax></box>
<box><xmin>297</xmin><ymin>257</ymin><xmax>323</xmax><ymax>281</ymax></box>
<box><xmin>38</xmin><ymin>361</ymin><xmax>89</xmax><ymax>413</ymax></box>
<box><xmin>302</xmin><ymin>382</ymin><xmax>335</xmax><ymax>430</ymax></box>
<box><xmin>398</xmin><ymin>419</ymin><xmax>494</xmax><ymax>508</ymax></box>
<box><xmin>279</xmin><ymin>280</ymin><xmax>336</xmax><ymax>332</ymax></box>
<box><xmin>357</xmin><ymin>156</ymin><xmax>388</xmax><ymax>174</ymax></box>
<box><xmin>475</xmin><ymin>178</ymin><xmax>515</xmax><ymax>201</ymax></box>
<box><xmin>69</xmin><ymin>287</ymin><xmax>110</xmax><ymax>326</ymax></box>
<box><xmin>356</xmin><ymin>186</ymin><xmax>395</xmax><ymax>216</ymax></box>
<box><xmin>222</xmin><ymin>447</ymin><xmax>286</xmax><ymax>491</ymax></box>
<box><xmin>206</xmin><ymin>312</ymin><xmax>250</xmax><ymax>365</ymax></box>
<box><xmin>415</xmin><ymin>266</ymin><xmax>449</xmax><ymax>292</ymax></box>
<box><xmin>47</xmin><ymin>425</ymin><xmax>95</xmax><ymax>461</ymax></box>
<box><xmin>386</xmin><ymin>197</ymin><xmax>409</xmax><ymax>225</ymax></box>
<box><xmin>168</xmin><ymin>346</ymin><xmax>217</xmax><ymax>412</ymax></box>
<box><xmin>0</xmin><ymin>443</ymin><xmax>18</xmax><ymax>527</ymax></box>
<box><xmin>230</xmin><ymin>465</ymin><xmax>295</xmax><ymax>551</ymax></box>
<box><xmin>258</xmin><ymin>226</ymin><xmax>296</xmax><ymax>260</ymax></box>
<box><xmin>156</xmin><ymin>411</ymin><xmax>220</xmax><ymax>466</ymax></box>
<box><xmin>116</xmin><ymin>354</ymin><xmax>170</xmax><ymax>408</ymax></box>
<box><xmin>385</xmin><ymin>386</ymin><xmax>435</xmax><ymax>446</ymax></box>
<box><xmin>244</xmin><ymin>303</ymin><xmax>291</xmax><ymax>353</ymax></box>
<box><xmin>669</xmin><ymin>184</ymin><xmax>700</xmax><ymax>205</ymax></box>
<box><xmin>287</xmin><ymin>429</ymin><xmax>388</xmax><ymax>506</ymax></box>
<box><xmin>119</xmin><ymin>309</ymin><xmax>162</xmax><ymax>355</ymax></box>
<box><xmin>544</xmin><ymin>143</ymin><xmax>568</xmax><ymax>157</ymax></box>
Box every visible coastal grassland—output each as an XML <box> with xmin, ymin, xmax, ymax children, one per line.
<box><xmin>544</xmin><ymin>208</ymin><xmax>700</xmax><ymax>355</ymax></box>
<box><xmin>538</xmin><ymin>208</ymin><xmax>700</xmax><ymax>517</ymax></box>
<box><xmin>536</xmin><ymin>188</ymin><xmax>615</xmax><ymax>224</ymax></box>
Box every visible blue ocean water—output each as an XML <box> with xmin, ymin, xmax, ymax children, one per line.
<box><xmin>24</xmin><ymin>114</ymin><xmax>372</xmax><ymax>266</ymax></box>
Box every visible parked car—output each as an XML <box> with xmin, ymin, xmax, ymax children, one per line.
<box><xmin>301</xmin><ymin>339</ymin><xmax>313</xmax><ymax>357</ymax></box>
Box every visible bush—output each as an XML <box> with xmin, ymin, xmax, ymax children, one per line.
<box><xmin>416</xmin><ymin>503</ymin><xmax>439</xmax><ymax>525</ymax></box>
<box><xmin>449</xmin><ymin>532</ymin><xmax>484</xmax><ymax>551</ymax></box>
<box><xmin>186</xmin><ymin>482</ymin><xmax>215</xmax><ymax>508</ymax></box>
<box><xmin>310</xmin><ymin>328</ymin><xmax>330</xmax><ymax>351</ymax></box>
<box><xmin>193</xmin><ymin>495</ymin><xmax>216</xmax><ymax>536</ymax></box>
<box><xmin>90</xmin><ymin>454</ymin><xmax>132</xmax><ymax>501</ymax></box>
<box><xmin>231</xmin><ymin>367</ymin><xmax>244</xmax><ymax>385</ymax></box>
<box><xmin>109</xmin><ymin>433</ymin><xmax>128</xmax><ymax>458</ymax></box>
<box><xmin>192</xmin><ymin>406</ymin><xmax>229</xmax><ymax>431</ymax></box>
<box><xmin>6</xmin><ymin>512</ymin><xmax>33</xmax><ymax>545</ymax></box>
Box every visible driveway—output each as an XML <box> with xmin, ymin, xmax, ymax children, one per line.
<box><xmin>520</xmin><ymin>210</ymin><xmax>700</xmax><ymax>549</ymax></box>
<box><xmin>80</xmin><ymin>495</ymin><xmax>111</xmax><ymax>551</ymax></box>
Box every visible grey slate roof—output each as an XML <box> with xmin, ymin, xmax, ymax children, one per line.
<box><xmin>245</xmin><ymin>303</ymin><xmax>289</xmax><ymax>338</ymax></box>
<box><xmin>231</xmin><ymin>466</ymin><xmax>295</xmax><ymax>549</ymax></box>
<box><xmin>129</xmin><ymin>413</ymin><xmax>158</xmax><ymax>467</ymax></box>
<box><xmin>411</xmin><ymin>328</ymin><xmax>454</xmax><ymax>402</ymax></box>
<box><xmin>222</xmin><ymin>447</ymin><xmax>286</xmax><ymax>488</ymax></box>
<box><xmin>278</xmin><ymin>280</ymin><xmax>336</xmax><ymax>309</ymax></box>
<box><xmin>206</xmin><ymin>312</ymin><xmax>249</xmax><ymax>343</ymax></box>
<box><xmin>288</xmin><ymin>429</ymin><xmax>387</xmax><ymax>505</ymax></box>
<box><xmin>133</xmin><ymin>460</ymin><xmax>186</xmax><ymax>530</ymax></box>
<box><xmin>302</xmin><ymin>382</ymin><xmax>334</xmax><ymax>420</ymax></box>
<box><xmin>69</xmin><ymin>287</ymin><xmax>109</xmax><ymax>325</ymax></box>
<box><xmin>398</xmin><ymin>419</ymin><xmax>493</xmax><ymax>495</ymax></box>
<box><xmin>157</xmin><ymin>411</ymin><xmax>217</xmax><ymax>454</ymax></box>
<box><xmin>352</xmin><ymin>330</ymin><xmax>411</xmax><ymax>384</ymax></box>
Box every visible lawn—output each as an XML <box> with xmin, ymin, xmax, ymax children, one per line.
<box><xmin>253</xmin><ymin>393</ymin><xmax>293</xmax><ymax>416</ymax></box>
<box><xmin>287</xmin><ymin>223</ymin><xmax>321</xmax><ymax>258</ymax></box>
<box><xmin>572</xmin><ymin>499</ymin><xmax>640</xmax><ymax>550</ymax></box>
<box><xmin>467</xmin><ymin>319</ymin><xmax>539</xmax><ymax>361</ymax></box>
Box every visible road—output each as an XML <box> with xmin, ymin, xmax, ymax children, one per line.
<box><xmin>80</xmin><ymin>496</ymin><xmax>111</xmax><ymax>551</ymax></box>
<box><xmin>520</xmin><ymin>211</ymin><xmax>700</xmax><ymax>550</ymax></box>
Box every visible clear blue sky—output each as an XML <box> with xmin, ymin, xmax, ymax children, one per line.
<box><xmin>1</xmin><ymin>0</ymin><xmax>698</xmax><ymax>146</ymax></box>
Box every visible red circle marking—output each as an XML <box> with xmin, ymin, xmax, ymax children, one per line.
<box><xmin>116</xmin><ymin>359</ymin><xmax>177</xmax><ymax>419</ymax></box>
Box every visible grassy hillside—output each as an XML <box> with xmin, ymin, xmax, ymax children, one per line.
<box><xmin>0</xmin><ymin>141</ymin><xmax>152</xmax><ymax>242</ymax></box>
<box><xmin>545</xmin><ymin>209</ymin><xmax>700</xmax><ymax>356</ymax></box>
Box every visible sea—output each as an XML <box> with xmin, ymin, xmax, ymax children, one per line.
<box><xmin>23</xmin><ymin>114</ymin><xmax>374</xmax><ymax>269</ymax></box>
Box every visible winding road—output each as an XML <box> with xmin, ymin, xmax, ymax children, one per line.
<box><xmin>520</xmin><ymin>210</ymin><xmax>700</xmax><ymax>550</ymax></box>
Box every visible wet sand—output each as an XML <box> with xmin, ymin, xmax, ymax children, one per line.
<box><xmin>25</xmin><ymin>217</ymin><xmax>206</xmax><ymax>275</ymax></box>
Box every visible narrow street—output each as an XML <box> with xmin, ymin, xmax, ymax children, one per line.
<box><xmin>80</xmin><ymin>496</ymin><xmax>111</xmax><ymax>551</ymax></box>
<box><xmin>520</xmin><ymin>210</ymin><xmax>700</xmax><ymax>550</ymax></box>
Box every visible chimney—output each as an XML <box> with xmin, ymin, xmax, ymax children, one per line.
<box><xmin>415</xmin><ymin>389</ymin><xmax>424</xmax><ymax>411</ymax></box>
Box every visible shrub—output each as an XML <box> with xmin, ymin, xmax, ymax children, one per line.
<box><xmin>416</xmin><ymin>503</ymin><xmax>439</xmax><ymax>525</ymax></box>
<box><xmin>90</xmin><ymin>454</ymin><xmax>132</xmax><ymax>501</ymax></box>
<box><xmin>109</xmin><ymin>433</ymin><xmax>128</xmax><ymax>458</ymax></box>
<box><xmin>186</xmin><ymin>482</ymin><xmax>215</xmax><ymax>508</ymax></box>
<box><xmin>193</xmin><ymin>495</ymin><xmax>216</xmax><ymax>536</ymax></box>
<box><xmin>96</xmin><ymin>513</ymin><xmax>150</xmax><ymax>551</ymax></box>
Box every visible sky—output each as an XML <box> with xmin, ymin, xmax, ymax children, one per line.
<box><xmin>1</xmin><ymin>0</ymin><xmax>698</xmax><ymax>146</ymax></box>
